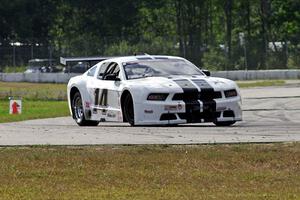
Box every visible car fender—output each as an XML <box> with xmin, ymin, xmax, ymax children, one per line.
<box><xmin>67</xmin><ymin>75</ymin><xmax>93</xmax><ymax>119</ymax></box>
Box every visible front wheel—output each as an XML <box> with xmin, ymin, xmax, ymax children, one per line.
<box><xmin>213</xmin><ymin>121</ymin><xmax>236</xmax><ymax>127</ymax></box>
<box><xmin>72</xmin><ymin>92</ymin><xmax>99</xmax><ymax>126</ymax></box>
<box><xmin>123</xmin><ymin>94</ymin><xmax>135</xmax><ymax>126</ymax></box>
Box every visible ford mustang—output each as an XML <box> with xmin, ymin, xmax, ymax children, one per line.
<box><xmin>62</xmin><ymin>55</ymin><xmax>242</xmax><ymax>126</ymax></box>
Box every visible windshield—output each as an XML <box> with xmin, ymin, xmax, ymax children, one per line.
<box><xmin>123</xmin><ymin>59</ymin><xmax>204</xmax><ymax>80</ymax></box>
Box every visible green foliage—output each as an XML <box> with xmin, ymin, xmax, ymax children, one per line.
<box><xmin>2</xmin><ymin>66</ymin><xmax>26</xmax><ymax>73</ymax></box>
<box><xmin>103</xmin><ymin>37</ymin><xmax>177</xmax><ymax>56</ymax></box>
<box><xmin>0</xmin><ymin>0</ymin><xmax>300</xmax><ymax>69</ymax></box>
<box><xmin>136</xmin><ymin>36</ymin><xmax>178</xmax><ymax>55</ymax></box>
<box><xmin>104</xmin><ymin>41</ymin><xmax>138</xmax><ymax>56</ymax></box>
<box><xmin>288</xmin><ymin>53</ymin><xmax>300</xmax><ymax>69</ymax></box>
<box><xmin>202</xmin><ymin>48</ymin><xmax>228</xmax><ymax>71</ymax></box>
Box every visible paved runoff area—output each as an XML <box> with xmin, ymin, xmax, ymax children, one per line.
<box><xmin>1</xmin><ymin>85</ymin><xmax>300</xmax><ymax>145</ymax></box>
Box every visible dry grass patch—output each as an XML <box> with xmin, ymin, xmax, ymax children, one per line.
<box><xmin>0</xmin><ymin>81</ymin><xmax>67</xmax><ymax>100</ymax></box>
<box><xmin>0</xmin><ymin>143</ymin><xmax>299</xmax><ymax>199</ymax></box>
<box><xmin>0</xmin><ymin>80</ymin><xmax>288</xmax><ymax>101</ymax></box>
<box><xmin>237</xmin><ymin>80</ymin><xmax>286</xmax><ymax>88</ymax></box>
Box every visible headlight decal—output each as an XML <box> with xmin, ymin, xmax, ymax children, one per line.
<box><xmin>147</xmin><ymin>93</ymin><xmax>169</xmax><ymax>101</ymax></box>
<box><xmin>224</xmin><ymin>89</ymin><xmax>238</xmax><ymax>98</ymax></box>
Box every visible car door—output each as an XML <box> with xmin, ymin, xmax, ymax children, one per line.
<box><xmin>88</xmin><ymin>62</ymin><xmax>122</xmax><ymax>122</ymax></box>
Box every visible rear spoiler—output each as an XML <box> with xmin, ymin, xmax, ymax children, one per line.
<box><xmin>60</xmin><ymin>56</ymin><xmax>114</xmax><ymax>66</ymax></box>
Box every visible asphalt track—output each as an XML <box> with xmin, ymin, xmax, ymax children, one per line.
<box><xmin>0</xmin><ymin>85</ymin><xmax>299</xmax><ymax>145</ymax></box>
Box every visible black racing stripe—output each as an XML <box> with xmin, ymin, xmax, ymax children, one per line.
<box><xmin>192</xmin><ymin>79</ymin><xmax>217</xmax><ymax>122</ymax></box>
<box><xmin>173</xmin><ymin>79</ymin><xmax>200</xmax><ymax>123</ymax></box>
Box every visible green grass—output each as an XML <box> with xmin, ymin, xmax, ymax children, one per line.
<box><xmin>237</xmin><ymin>80</ymin><xmax>286</xmax><ymax>88</ymax></box>
<box><xmin>0</xmin><ymin>100</ymin><xmax>69</xmax><ymax>123</ymax></box>
<box><xmin>0</xmin><ymin>82</ymin><xmax>68</xmax><ymax>123</ymax></box>
<box><xmin>1</xmin><ymin>66</ymin><xmax>27</xmax><ymax>73</ymax></box>
<box><xmin>0</xmin><ymin>143</ymin><xmax>299</xmax><ymax>199</ymax></box>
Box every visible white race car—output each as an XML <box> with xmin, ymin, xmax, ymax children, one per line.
<box><xmin>63</xmin><ymin>55</ymin><xmax>242</xmax><ymax>126</ymax></box>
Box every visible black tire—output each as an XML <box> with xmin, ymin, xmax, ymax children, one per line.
<box><xmin>213</xmin><ymin>121</ymin><xmax>236</xmax><ymax>127</ymax></box>
<box><xmin>123</xmin><ymin>94</ymin><xmax>135</xmax><ymax>126</ymax></box>
<box><xmin>72</xmin><ymin>92</ymin><xmax>99</xmax><ymax>126</ymax></box>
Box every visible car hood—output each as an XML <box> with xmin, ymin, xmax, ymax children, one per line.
<box><xmin>125</xmin><ymin>75</ymin><xmax>238</xmax><ymax>92</ymax></box>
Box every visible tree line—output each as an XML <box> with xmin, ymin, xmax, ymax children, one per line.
<box><xmin>0</xmin><ymin>0</ymin><xmax>299</xmax><ymax>70</ymax></box>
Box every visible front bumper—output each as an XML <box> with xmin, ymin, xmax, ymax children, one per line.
<box><xmin>134</xmin><ymin>96</ymin><xmax>242</xmax><ymax>125</ymax></box>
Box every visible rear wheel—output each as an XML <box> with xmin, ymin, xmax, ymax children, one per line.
<box><xmin>213</xmin><ymin>121</ymin><xmax>236</xmax><ymax>126</ymax></box>
<box><xmin>72</xmin><ymin>92</ymin><xmax>99</xmax><ymax>126</ymax></box>
<box><xmin>123</xmin><ymin>94</ymin><xmax>135</xmax><ymax>126</ymax></box>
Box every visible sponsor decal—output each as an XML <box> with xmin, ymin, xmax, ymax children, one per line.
<box><xmin>85</xmin><ymin>101</ymin><xmax>90</xmax><ymax>108</ymax></box>
<box><xmin>118</xmin><ymin>112</ymin><xmax>123</xmax><ymax>121</ymax></box>
<box><xmin>144</xmin><ymin>109</ymin><xmax>154</xmax><ymax>114</ymax></box>
<box><xmin>107</xmin><ymin>111</ymin><xmax>116</xmax><ymax>118</ymax></box>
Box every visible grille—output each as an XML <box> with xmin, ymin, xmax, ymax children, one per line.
<box><xmin>178</xmin><ymin>112</ymin><xmax>221</xmax><ymax>122</ymax></box>
<box><xmin>172</xmin><ymin>91</ymin><xmax>222</xmax><ymax>101</ymax></box>
<box><xmin>160</xmin><ymin>113</ymin><xmax>177</xmax><ymax>121</ymax></box>
<box><xmin>223</xmin><ymin>110</ymin><xmax>235</xmax><ymax>117</ymax></box>
<box><xmin>173</xmin><ymin>92</ymin><xmax>198</xmax><ymax>101</ymax></box>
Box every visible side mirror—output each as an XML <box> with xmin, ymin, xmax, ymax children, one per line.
<box><xmin>202</xmin><ymin>69</ymin><xmax>210</xmax><ymax>76</ymax></box>
<box><xmin>104</xmin><ymin>74</ymin><xmax>120</xmax><ymax>81</ymax></box>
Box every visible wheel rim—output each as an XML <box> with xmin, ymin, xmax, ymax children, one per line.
<box><xmin>73</xmin><ymin>95</ymin><xmax>83</xmax><ymax>120</ymax></box>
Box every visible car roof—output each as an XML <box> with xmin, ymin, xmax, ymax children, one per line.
<box><xmin>103</xmin><ymin>55</ymin><xmax>185</xmax><ymax>63</ymax></box>
<box><xmin>29</xmin><ymin>58</ymin><xmax>55</xmax><ymax>62</ymax></box>
<box><xmin>60</xmin><ymin>55</ymin><xmax>186</xmax><ymax>67</ymax></box>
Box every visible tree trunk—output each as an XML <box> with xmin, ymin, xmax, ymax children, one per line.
<box><xmin>209</xmin><ymin>0</ymin><xmax>214</xmax><ymax>46</ymax></box>
<box><xmin>260</xmin><ymin>0</ymin><xmax>270</xmax><ymax>69</ymax></box>
<box><xmin>175</xmin><ymin>0</ymin><xmax>185</xmax><ymax>57</ymax></box>
<box><xmin>245</xmin><ymin>0</ymin><xmax>251</xmax><ymax>36</ymax></box>
<box><xmin>224</xmin><ymin>0</ymin><xmax>233</xmax><ymax>68</ymax></box>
